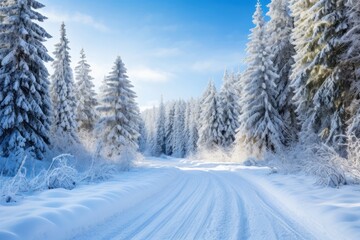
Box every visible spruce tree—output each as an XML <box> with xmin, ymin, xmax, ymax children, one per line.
<box><xmin>75</xmin><ymin>49</ymin><xmax>98</xmax><ymax>131</ymax></box>
<box><xmin>291</xmin><ymin>0</ymin><xmax>350</xmax><ymax>149</ymax></box>
<box><xmin>186</xmin><ymin>98</ymin><xmax>200</xmax><ymax>155</ymax></box>
<box><xmin>138</xmin><ymin>118</ymin><xmax>147</xmax><ymax>153</ymax></box>
<box><xmin>267</xmin><ymin>0</ymin><xmax>297</xmax><ymax>142</ymax></box>
<box><xmin>198</xmin><ymin>82</ymin><xmax>224</xmax><ymax>150</ymax></box>
<box><xmin>51</xmin><ymin>23</ymin><xmax>78</xmax><ymax>143</ymax></box>
<box><xmin>344</xmin><ymin>0</ymin><xmax>360</xmax><ymax>137</ymax></box>
<box><xmin>96</xmin><ymin>56</ymin><xmax>140</xmax><ymax>158</ymax></box>
<box><xmin>164</xmin><ymin>101</ymin><xmax>175</xmax><ymax>155</ymax></box>
<box><xmin>172</xmin><ymin>100</ymin><xmax>186</xmax><ymax>158</ymax></box>
<box><xmin>219</xmin><ymin>70</ymin><xmax>240</xmax><ymax>148</ymax></box>
<box><xmin>239</xmin><ymin>1</ymin><xmax>285</xmax><ymax>153</ymax></box>
<box><xmin>154</xmin><ymin>97</ymin><xmax>166</xmax><ymax>156</ymax></box>
<box><xmin>0</xmin><ymin>0</ymin><xmax>52</xmax><ymax>161</ymax></box>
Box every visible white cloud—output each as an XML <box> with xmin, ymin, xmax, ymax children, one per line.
<box><xmin>41</xmin><ymin>9</ymin><xmax>109</xmax><ymax>32</ymax></box>
<box><xmin>128</xmin><ymin>67</ymin><xmax>173</xmax><ymax>83</ymax></box>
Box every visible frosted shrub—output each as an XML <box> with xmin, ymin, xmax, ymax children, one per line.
<box><xmin>1</xmin><ymin>157</ymin><xmax>29</xmax><ymax>203</ymax></box>
<box><xmin>264</xmin><ymin>140</ymin><xmax>346</xmax><ymax>187</ymax></box>
<box><xmin>46</xmin><ymin>154</ymin><xmax>78</xmax><ymax>190</ymax></box>
<box><xmin>303</xmin><ymin>144</ymin><xmax>346</xmax><ymax>188</ymax></box>
<box><xmin>81</xmin><ymin>158</ymin><xmax>117</xmax><ymax>182</ymax></box>
<box><xmin>342</xmin><ymin>135</ymin><xmax>360</xmax><ymax>183</ymax></box>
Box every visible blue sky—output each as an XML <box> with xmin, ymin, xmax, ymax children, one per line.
<box><xmin>40</xmin><ymin>0</ymin><xmax>271</xmax><ymax>110</ymax></box>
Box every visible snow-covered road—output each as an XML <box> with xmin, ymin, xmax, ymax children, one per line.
<box><xmin>1</xmin><ymin>157</ymin><xmax>358</xmax><ymax>240</ymax></box>
<box><xmin>73</xmin><ymin>158</ymin><xmax>316</xmax><ymax>240</ymax></box>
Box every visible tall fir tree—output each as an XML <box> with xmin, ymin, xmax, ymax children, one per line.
<box><xmin>141</xmin><ymin>107</ymin><xmax>157</xmax><ymax>155</ymax></box>
<box><xmin>0</xmin><ymin>0</ymin><xmax>52</xmax><ymax>161</ymax></box>
<box><xmin>138</xmin><ymin>118</ymin><xmax>147</xmax><ymax>153</ymax></box>
<box><xmin>75</xmin><ymin>49</ymin><xmax>98</xmax><ymax>131</ymax></box>
<box><xmin>96</xmin><ymin>56</ymin><xmax>140</xmax><ymax>158</ymax></box>
<box><xmin>172</xmin><ymin>100</ymin><xmax>186</xmax><ymax>158</ymax></box>
<box><xmin>344</xmin><ymin>0</ymin><xmax>360</xmax><ymax>137</ymax></box>
<box><xmin>267</xmin><ymin>0</ymin><xmax>297</xmax><ymax>142</ymax></box>
<box><xmin>154</xmin><ymin>97</ymin><xmax>166</xmax><ymax>156</ymax></box>
<box><xmin>291</xmin><ymin>0</ymin><xmax>350</xmax><ymax>149</ymax></box>
<box><xmin>198</xmin><ymin>81</ymin><xmax>224</xmax><ymax>150</ymax></box>
<box><xmin>186</xmin><ymin>98</ymin><xmax>200</xmax><ymax>155</ymax></box>
<box><xmin>219</xmin><ymin>70</ymin><xmax>240</xmax><ymax>148</ymax></box>
<box><xmin>51</xmin><ymin>23</ymin><xmax>78</xmax><ymax>143</ymax></box>
<box><xmin>184</xmin><ymin>100</ymin><xmax>191</xmax><ymax>155</ymax></box>
<box><xmin>239</xmin><ymin>1</ymin><xmax>285</xmax><ymax>153</ymax></box>
<box><xmin>164</xmin><ymin>101</ymin><xmax>175</xmax><ymax>155</ymax></box>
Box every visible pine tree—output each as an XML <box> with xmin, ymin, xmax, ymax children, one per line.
<box><xmin>140</xmin><ymin>107</ymin><xmax>156</xmax><ymax>155</ymax></box>
<box><xmin>164</xmin><ymin>101</ymin><xmax>175</xmax><ymax>155</ymax></box>
<box><xmin>172</xmin><ymin>100</ymin><xmax>186</xmax><ymax>158</ymax></box>
<box><xmin>344</xmin><ymin>0</ymin><xmax>360</xmax><ymax>137</ymax></box>
<box><xmin>75</xmin><ymin>49</ymin><xmax>98</xmax><ymax>131</ymax></box>
<box><xmin>291</xmin><ymin>0</ymin><xmax>350</xmax><ymax>149</ymax></box>
<box><xmin>184</xmin><ymin>100</ymin><xmax>191</xmax><ymax>155</ymax></box>
<box><xmin>51</xmin><ymin>23</ymin><xmax>78</xmax><ymax>143</ymax></box>
<box><xmin>186</xmin><ymin>98</ymin><xmax>200</xmax><ymax>155</ymax></box>
<box><xmin>198</xmin><ymin>80</ymin><xmax>214</xmax><ymax>133</ymax></box>
<box><xmin>0</xmin><ymin>0</ymin><xmax>52</xmax><ymax>161</ymax></box>
<box><xmin>198</xmin><ymin>82</ymin><xmax>224</xmax><ymax>150</ymax></box>
<box><xmin>96</xmin><ymin>56</ymin><xmax>140</xmax><ymax>158</ymax></box>
<box><xmin>154</xmin><ymin>97</ymin><xmax>166</xmax><ymax>156</ymax></box>
<box><xmin>219</xmin><ymin>70</ymin><xmax>240</xmax><ymax>148</ymax></box>
<box><xmin>138</xmin><ymin>118</ymin><xmax>147</xmax><ymax>153</ymax></box>
<box><xmin>238</xmin><ymin>1</ymin><xmax>285</xmax><ymax>153</ymax></box>
<box><xmin>267</xmin><ymin>0</ymin><xmax>297</xmax><ymax>142</ymax></box>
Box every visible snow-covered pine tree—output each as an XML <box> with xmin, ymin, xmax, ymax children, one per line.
<box><xmin>75</xmin><ymin>49</ymin><xmax>98</xmax><ymax>131</ymax></box>
<box><xmin>197</xmin><ymin>80</ymin><xmax>214</xmax><ymax>134</ymax></box>
<box><xmin>290</xmin><ymin>0</ymin><xmax>316</xmax><ymax>130</ymax></box>
<box><xmin>291</xmin><ymin>0</ymin><xmax>350</xmax><ymax>149</ymax></box>
<box><xmin>0</xmin><ymin>0</ymin><xmax>10</xmax><ymax>65</ymax></box>
<box><xmin>184</xmin><ymin>100</ymin><xmax>191</xmax><ymax>155</ymax></box>
<box><xmin>344</xmin><ymin>0</ymin><xmax>360</xmax><ymax>137</ymax></box>
<box><xmin>140</xmin><ymin>107</ymin><xmax>156</xmax><ymax>155</ymax></box>
<box><xmin>154</xmin><ymin>97</ymin><xmax>166</xmax><ymax>156</ymax></box>
<box><xmin>233</xmin><ymin>71</ymin><xmax>244</xmax><ymax>125</ymax></box>
<box><xmin>172</xmin><ymin>100</ymin><xmax>186</xmax><ymax>158</ymax></box>
<box><xmin>197</xmin><ymin>81</ymin><xmax>224</xmax><ymax>150</ymax></box>
<box><xmin>186</xmin><ymin>98</ymin><xmax>200</xmax><ymax>155</ymax></box>
<box><xmin>267</xmin><ymin>0</ymin><xmax>297</xmax><ymax>143</ymax></box>
<box><xmin>96</xmin><ymin>56</ymin><xmax>140</xmax><ymax>158</ymax></box>
<box><xmin>0</xmin><ymin>0</ymin><xmax>52</xmax><ymax>161</ymax></box>
<box><xmin>219</xmin><ymin>70</ymin><xmax>240</xmax><ymax>148</ymax></box>
<box><xmin>138</xmin><ymin>118</ymin><xmax>147</xmax><ymax>153</ymax></box>
<box><xmin>238</xmin><ymin>1</ymin><xmax>285</xmax><ymax>153</ymax></box>
<box><xmin>51</xmin><ymin>23</ymin><xmax>78</xmax><ymax>143</ymax></box>
<box><xmin>164</xmin><ymin>101</ymin><xmax>175</xmax><ymax>155</ymax></box>
<box><xmin>146</xmin><ymin>106</ymin><xmax>158</xmax><ymax>155</ymax></box>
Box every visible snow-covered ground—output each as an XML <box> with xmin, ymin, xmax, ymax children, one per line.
<box><xmin>1</xmin><ymin>157</ymin><xmax>360</xmax><ymax>240</ymax></box>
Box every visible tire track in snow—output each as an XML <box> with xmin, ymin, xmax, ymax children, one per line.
<box><xmin>214</xmin><ymin>171</ymin><xmax>316</xmax><ymax>240</ymax></box>
<box><xmin>71</xmin><ymin>159</ymin><xmax>319</xmax><ymax>240</ymax></box>
<box><xmin>204</xmin><ymin>171</ymin><xmax>249</xmax><ymax>240</ymax></box>
<box><xmin>125</xmin><ymin>172</ymin><xmax>206</xmax><ymax>239</ymax></box>
<box><xmin>72</xmin><ymin>170</ymin><xmax>189</xmax><ymax>240</ymax></box>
